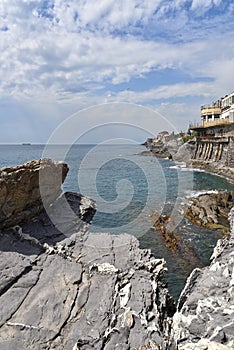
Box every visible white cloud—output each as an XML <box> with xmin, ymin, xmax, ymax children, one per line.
<box><xmin>191</xmin><ymin>0</ymin><xmax>212</xmax><ymax>11</ymax></box>
<box><xmin>0</xmin><ymin>0</ymin><xmax>234</xmax><ymax>143</ymax></box>
<box><xmin>114</xmin><ymin>81</ymin><xmax>217</xmax><ymax>104</ymax></box>
<box><xmin>1</xmin><ymin>20</ymin><xmax>207</xmax><ymax>100</ymax></box>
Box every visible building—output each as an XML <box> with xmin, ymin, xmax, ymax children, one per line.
<box><xmin>189</xmin><ymin>92</ymin><xmax>234</xmax><ymax>167</ymax></box>
<box><xmin>190</xmin><ymin>92</ymin><xmax>234</xmax><ymax>138</ymax></box>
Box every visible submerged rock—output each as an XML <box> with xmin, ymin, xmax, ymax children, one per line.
<box><xmin>151</xmin><ymin>211</ymin><xmax>203</xmax><ymax>273</ymax></box>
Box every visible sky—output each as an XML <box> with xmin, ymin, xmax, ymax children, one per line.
<box><xmin>0</xmin><ymin>0</ymin><xmax>234</xmax><ymax>143</ymax></box>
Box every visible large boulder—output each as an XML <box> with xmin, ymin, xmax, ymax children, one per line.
<box><xmin>173</xmin><ymin>141</ymin><xmax>195</xmax><ymax>163</ymax></box>
<box><xmin>0</xmin><ymin>159</ymin><xmax>68</xmax><ymax>229</ymax></box>
<box><xmin>185</xmin><ymin>190</ymin><xmax>234</xmax><ymax>230</ymax></box>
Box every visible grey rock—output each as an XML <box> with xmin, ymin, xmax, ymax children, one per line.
<box><xmin>0</xmin><ymin>159</ymin><xmax>174</xmax><ymax>349</ymax></box>
<box><xmin>173</xmin><ymin>141</ymin><xmax>195</xmax><ymax>163</ymax></box>
<box><xmin>1</xmin><ymin>159</ymin><xmax>234</xmax><ymax>350</ymax></box>
<box><xmin>0</xmin><ymin>228</ymin><xmax>175</xmax><ymax>350</ymax></box>
<box><xmin>146</xmin><ymin>137</ymin><xmax>184</xmax><ymax>159</ymax></box>
<box><xmin>228</xmin><ymin>206</ymin><xmax>234</xmax><ymax>237</ymax></box>
<box><xmin>185</xmin><ymin>190</ymin><xmax>234</xmax><ymax>229</ymax></box>
<box><xmin>171</xmin><ymin>232</ymin><xmax>234</xmax><ymax>350</ymax></box>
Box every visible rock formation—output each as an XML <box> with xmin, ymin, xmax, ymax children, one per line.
<box><xmin>185</xmin><ymin>190</ymin><xmax>234</xmax><ymax>231</ymax></box>
<box><xmin>0</xmin><ymin>159</ymin><xmax>68</xmax><ymax>229</ymax></box>
<box><xmin>0</xmin><ymin>160</ymin><xmax>175</xmax><ymax>350</ymax></box>
<box><xmin>172</xmin><ymin>141</ymin><xmax>195</xmax><ymax>163</ymax></box>
<box><xmin>145</xmin><ymin>138</ymin><xmax>183</xmax><ymax>159</ymax></box>
<box><xmin>0</xmin><ymin>159</ymin><xmax>234</xmax><ymax>350</ymax></box>
<box><xmin>0</xmin><ymin>227</ymin><xmax>175</xmax><ymax>349</ymax></box>
<box><xmin>170</xmin><ymin>208</ymin><xmax>234</xmax><ymax>350</ymax></box>
<box><xmin>151</xmin><ymin>211</ymin><xmax>203</xmax><ymax>273</ymax></box>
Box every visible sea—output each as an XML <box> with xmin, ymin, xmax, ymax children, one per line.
<box><xmin>0</xmin><ymin>143</ymin><xmax>233</xmax><ymax>300</ymax></box>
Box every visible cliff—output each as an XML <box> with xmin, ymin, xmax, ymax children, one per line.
<box><xmin>0</xmin><ymin>160</ymin><xmax>233</xmax><ymax>349</ymax></box>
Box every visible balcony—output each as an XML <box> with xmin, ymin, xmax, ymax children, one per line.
<box><xmin>189</xmin><ymin>118</ymin><xmax>231</xmax><ymax>130</ymax></box>
<box><xmin>203</xmin><ymin>119</ymin><xmax>230</xmax><ymax>127</ymax></box>
<box><xmin>201</xmin><ymin>106</ymin><xmax>221</xmax><ymax>115</ymax></box>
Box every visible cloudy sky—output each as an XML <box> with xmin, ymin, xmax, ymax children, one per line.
<box><xmin>0</xmin><ymin>0</ymin><xmax>234</xmax><ymax>143</ymax></box>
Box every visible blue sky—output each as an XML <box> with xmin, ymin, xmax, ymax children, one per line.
<box><xmin>0</xmin><ymin>0</ymin><xmax>234</xmax><ymax>143</ymax></box>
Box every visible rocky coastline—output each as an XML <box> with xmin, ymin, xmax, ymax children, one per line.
<box><xmin>144</xmin><ymin>136</ymin><xmax>234</xmax><ymax>182</ymax></box>
<box><xmin>0</xmin><ymin>160</ymin><xmax>234</xmax><ymax>349</ymax></box>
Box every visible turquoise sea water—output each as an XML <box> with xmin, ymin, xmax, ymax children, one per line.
<box><xmin>0</xmin><ymin>144</ymin><xmax>233</xmax><ymax>299</ymax></box>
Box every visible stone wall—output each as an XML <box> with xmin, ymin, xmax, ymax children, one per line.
<box><xmin>192</xmin><ymin>136</ymin><xmax>234</xmax><ymax>167</ymax></box>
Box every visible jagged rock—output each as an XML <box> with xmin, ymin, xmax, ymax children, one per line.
<box><xmin>1</xmin><ymin>159</ymin><xmax>234</xmax><ymax>350</ymax></box>
<box><xmin>0</xmin><ymin>228</ymin><xmax>175</xmax><ymax>350</ymax></box>
<box><xmin>0</xmin><ymin>159</ymin><xmax>69</xmax><ymax>229</ymax></box>
<box><xmin>0</xmin><ymin>160</ymin><xmax>175</xmax><ymax>349</ymax></box>
<box><xmin>185</xmin><ymin>190</ymin><xmax>234</xmax><ymax>230</ymax></box>
<box><xmin>170</xmin><ymin>210</ymin><xmax>234</xmax><ymax>349</ymax></box>
<box><xmin>173</xmin><ymin>141</ymin><xmax>195</xmax><ymax>163</ymax></box>
<box><xmin>151</xmin><ymin>211</ymin><xmax>203</xmax><ymax>272</ymax></box>
<box><xmin>146</xmin><ymin>138</ymin><xmax>183</xmax><ymax>159</ymax></box>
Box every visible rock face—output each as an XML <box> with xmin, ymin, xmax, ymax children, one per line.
<box><xmin>172</xmin><ymin>141</ymin><xmax>195</xmax><ymax>163</ymax></box>
<box><xmin>185</xmin><ymin>190</ymin><xmax>234</xmax><ymax>230</ymax></box>
<box><xmin>146</xmin><ymin>138</ymin><xmax>183</xmax><ymax>159</ymax></box>
<box><xmin>0</xmin><ymin>159</ymin><xmax>69</xmax><ymax>229</ymax></box>
<box><xmin>171</xmin><ymin>235</ymin><xmax>234</xmax><ymax>349</ymax></box>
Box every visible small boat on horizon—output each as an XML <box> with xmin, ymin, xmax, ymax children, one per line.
<box><xmin>22</xmin><ymin>143</ymin><xmax>31</xmax><ymax>146</ymax></box>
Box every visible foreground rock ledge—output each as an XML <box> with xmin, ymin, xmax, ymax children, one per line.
<box><xmin>0</xmin><ymin>229</ymin><xmax>175</xmax><ymax>350</ymax></box>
